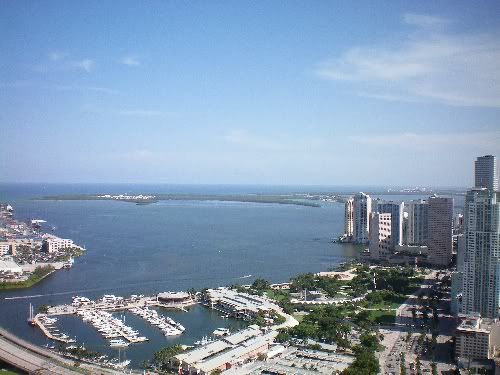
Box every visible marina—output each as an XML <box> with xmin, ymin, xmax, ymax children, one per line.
<box><xmin>76</xmin><ymin>309</ymin><xmax>148</xmax><ymax>344</ymax></box>
<box><xmin>130</xmin><ymin>306</ymin><xmax>185</xmax><ymax>336</ymax></box>
<box><xmin>31</xmin><ymin>293</ymin><xmax>193</xmax><ymax>346</ymax></box>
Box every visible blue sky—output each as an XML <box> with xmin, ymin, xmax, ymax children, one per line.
<box><xmin>1</xmin><ymin>1</ymin><xmax>500</xmax><ymax>187</ymax></box>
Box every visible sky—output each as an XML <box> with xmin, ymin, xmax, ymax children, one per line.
<box><xmin>1</xmin><ymin>1</ymin><xmax>500</xmax><ymax>187</ymax></box>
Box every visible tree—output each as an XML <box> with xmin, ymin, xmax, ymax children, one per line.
<box><xmin>337</xmin><ymin>337</ymin><xmax>350</xmax><ymax>350</ymax></box>
<box><xmin>153</xmin><ymin>344</ymin><xmax>184</xmax><ymax>371</ymax></box>
<box><xmin>360</xmin><ymin>332</ymin><xmax>380</xmax><ymax>352</ymax></box>
<box><xmin>400</xmin><ymin>353</ymin><xmax>407</xmax><ymax>375</ymax></box>
<box><xmin>342</xmin><ymin>347</ymin><xmax>380</xmax><ymax>375</ymax></box>
<box><xmin>251</xmin><ymin>278</ymin><xmax>270</xmax><ymax>291</ymax></box>
<box><xmin>411</xmin><ymin>307</ymin><xmax>417</xmax><ymax>325</ymax></box>
<box><xmin>38</xmin><ymin>304</ymin><xmax>50</xmax><ymax>314</ymax></box>
<box><xmin>290</xmin><ymin>273</ymin><xmax>317</xmax><ymax>292</ymax></box>
<box><xmin>354</xmin><ymin>310</ymin><xmax>371</xmax><ymax>329</ymax></box>
<box><xmin>275</xmin><ymin>330</ymin><xmax>291</xmax><ymax>343</ymax></box>
<box><xmin>431</xmin><ymin>362</ymin><xmax>438</xmax><ymax>375</ymax></box>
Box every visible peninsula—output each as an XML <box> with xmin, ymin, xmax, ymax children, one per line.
<box><xmin>38</xmin><ymin>193</ymin><xmax>324</xmax><ymax>207</ymax></box>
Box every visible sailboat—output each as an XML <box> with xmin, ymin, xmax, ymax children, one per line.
<box><xmin>27</xmin><ymin>303</ymin><xmax>36</xmax><ymax>326</ymax></box>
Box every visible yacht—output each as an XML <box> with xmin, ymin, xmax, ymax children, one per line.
<box><xmin>109</xmin><ymin>339</ymin><xmax>129</xmax><ymax>348</ymax></box>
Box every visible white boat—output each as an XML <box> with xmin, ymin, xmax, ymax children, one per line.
<box><xmin>114</xmin><ymin>359</ymin><xmax>131</xmax><ymax>369</ymax></box>
<box><xmin>109</xmin><ymin>339</ymin><xmax>129</xmax><ymax>347</ymax></box>
<box><xmin>213</xmin><ymin>328</ymin><xmax>230</xmax><ymax>336</ymax></box>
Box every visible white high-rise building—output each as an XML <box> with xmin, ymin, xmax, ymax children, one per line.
<box><xmin>475</xmin><ymin>155</ymin><xmax>498</xmax><ymax>191</ymax></box>
<box><xmin>462</xmin><ymin>189</ymin><xmax>500</xmax><ymax>318</ymax></box>
<box><xmin>427</xmin><ymin>195</ymin><xmax>453</xmax><ymax>266</ymax></box>
<box><xmin>376</xmin><ymin>201</ymin><xmax>404</xmax><ymax>249</ymax></box>
<box><xmin>353</xmin><ymin>192</ymin><xmax>372</xmax><ymax>244</ymax></box>
<box><xmin>451</xmin><ymin>234</ymin><xmax>466</xmax><ymax>315</ymax></box>
<box><xmin>344</xmin><ymin>198</ymin><xmax>354</xmax><ymax>238</ymax></box>
<box><xmin>407</xmin><ymin>199</ymin><xmax>428</xmax><ymax>245</ymax></box>
<box><xmin>368</xmin><ymin>212</ymin><xmax>392</xmax><ymax>260</ymax></box>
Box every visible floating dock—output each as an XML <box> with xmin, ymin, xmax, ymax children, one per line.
<box><xmin>34</xmin><ymin>314</ymin><xmax>74</xmax><ymax>343</ymax></box>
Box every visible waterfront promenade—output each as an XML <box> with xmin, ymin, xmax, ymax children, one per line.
<box><xmin>0</xmin><ymin>327</ymin><xmax>126</xmax><ymax>374</ymax></box>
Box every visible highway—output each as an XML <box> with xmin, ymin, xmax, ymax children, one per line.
<box><xmin>0</xmin><ymin>327</ymin><xmax>124</xmax><ymax>374</ymax></box>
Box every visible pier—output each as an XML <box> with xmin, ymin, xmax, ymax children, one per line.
<box><xmin>32</xmin><ymin>292</ymin><xmax>195</xmax><ymax>347</ymax></box>
<box><xmin>34</xmin><ymin>315</ymin><xmax>72</xmax><ymax>343</ymax></box>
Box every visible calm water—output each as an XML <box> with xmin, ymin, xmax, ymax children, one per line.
<box><xmin>0</xmin><ymin>184</ymin><xmax>463</xmax><ymax>367</ymax></box>
<box><xmin>0</xmin><ymin>183</ymin><xmax>364</xmax><ymax>367</ymax></box>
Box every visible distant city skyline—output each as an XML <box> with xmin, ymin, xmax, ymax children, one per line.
<box><xmin>1</xmin><ymin>1</ymin><xmax>500</xmax><ymax>186</ymax></box>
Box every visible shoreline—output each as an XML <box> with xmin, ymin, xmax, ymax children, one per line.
<box><xmin>0</xmin><ymin>267</ymin><xmax>56</xmax><ymax>291</ymax></box>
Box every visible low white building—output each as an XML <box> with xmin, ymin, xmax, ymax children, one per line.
<box><xmin>204</xmin><ymin>287</ymin><xmax>279</xmax><ymax>319</ymax></box>
<box><xmin>174</xmin><ymin>328</ymin><xmax>277</xmax><ymax>375</ymax></box>
<box><xmin>0</xmin><ymin>241</ymin><xmax>12</xmax><ymax>256</ymax></box>
<box><xmin>43</xmin><ymin>236</ymin><xmax>74</xmax><ymax>253</ymax></box>
<box><xmin>455</xmin><ymin>315</ymin><xmax>500</xmax><ymax>361</ymax></box>
<box><xmin>0</xmin><ymin>258</ymin><xmax>23</xmax><ymax>274</ymax></box>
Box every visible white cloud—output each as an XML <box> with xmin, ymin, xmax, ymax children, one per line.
<box><xmin>0</xmin><ymin>82</ymin><xmax>120</xmax><ymax>94</ymax></box>
<box><xmin>223</xmin><ymin>129</ymin><xmax>324</xmax><ymax>152</ymax></box>
<box><xmin>316</xmin><ymin>14</ymin><xmax>500</xmax><ymax>108</ymax></box>
<box><xmin>403</xmin><ymin>13</ymin><xmax>450</xmax><ymax>28</ymax></box>
<box><xmin>53</xmin><ymin>85</ymin><xmax>121</xmax><ymax>95</ymax></box>
<box><xmin>116</xmin><ymin>109</ymin><xmax>173</xmax><ymax>117</ymax></box>
<box><xmin>120</xmin><ymin>56</ymin><xmax>141</xmax><ymax>66</ymax></box>
<box><xmin>0</xmin><ymin>81</ymin><xmax>33</xmax><ymax>89</ymax></box>
<box><xmin>114</xmin><ymin>149</ymin><xmax>156</xmax><ymax>161</ymax></box>
<box><xmin>48</xmin><ymin>51</ymin><xmax>69</xmax><ymax>61</ymax></box>
<box><xmin>350</xmin><ymin>131</ymin><xmax>500</xmax><ymax>149</ymax></box>
<box><xmin>33</xmin><ymin>54</ymin><xmax>97</xmax><ymax>73</ymax></box>
<box><xmin>70</xmin><ymin>59</ymin><xmax>96</xmax><ymax>73</ymax></box>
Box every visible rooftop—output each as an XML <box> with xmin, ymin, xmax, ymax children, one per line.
<box><xmin>223</xmin><ymin>326</ymin><xmax>261</xmax><ymax>345</ymax></box>
<box><xmin>175</xmin><ymin>340</ymin><xmax>230</xmax><ymax>364</ymax></box>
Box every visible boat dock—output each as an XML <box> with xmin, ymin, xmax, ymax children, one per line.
<box><xmin>34</xmin><ymin>315</ymin><xmax>74</xmax><ymax>344</ymax></box>
<box><xmin>77</xmin><ymin>309</ymin><xmax>147</xmax><ymax>344</ymax></box>
<box><xmin>32</xmin><ymin>292</ymin><xmax>195</xmax><ymax>347</ymax></box>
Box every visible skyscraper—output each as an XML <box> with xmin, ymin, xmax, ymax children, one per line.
<box><xmin>376</xmin><ymin>201</ymin><xmax>404</xmax><ymax>249</ymax></box>
<box><xmin>368</xmin><ymin>212</ymin><xmax>392</xmax><ymax>260</ymax></box>
<box><xmin>407</xmin><ymin>199</ymin><xmax>428</xmax><ymax>245</ymax></box>
<box><xmin>475</xmin><ymin>155</ymin><xmax>498</xmax><ymax>191</ymax></box>
<box><xmin>353</xmin><ymin>192</ymin><xmax>372</xmax><ymax>244</ymax></box>
<box><xmin>344</xmin><ymin>198</ymin><xmax>354</xmax><ymax>238</ymax></box>
<box><xmin>427</xmin><ymin>195</ymin><xmax>453</xmax><ymax>266</ymax></box>
<box><xmin>461</xmin><ymin>189</ymin><xmax>500</xmax><ymax>318</ymax></box>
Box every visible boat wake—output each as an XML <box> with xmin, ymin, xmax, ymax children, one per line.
<box><xmin>3</xmin><ymin>273</ymin><xmax>240</xmax><ymax>300</ymax></box>
<box><xmin>238</xmin><ymin>274</ymin><xmax>252</xmax><ymax>279</ymax></box>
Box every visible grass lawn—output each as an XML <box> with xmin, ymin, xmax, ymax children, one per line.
<box><xmin>367</xmin><ymin>310</ymin><xmax>396</xmax><ymax>324</ymax></box>
<box><xmin>368</xmin><ymin>301</ymin><xmax>402</xmax><ymax>310</ymax></box>
<box><xmin>0</xmin><ymin>360</ymin><xmax>25</xmax><ymax>375</ymax></box>
<box><xmin>292</xmin><ymin>312</ymin><xmax>306</xmax><ymax>323</ymax></box>
<box><xmin>265</xmin><ymin>289</ymin><xmax>290</xmax><ymax>303</ymax></box>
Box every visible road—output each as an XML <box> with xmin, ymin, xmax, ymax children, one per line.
<box><xmin>0</xmin><ymin>332</ymin><xmax>77</xmax><ymax>374</ymax></box>
<box><xmin>379</xmin><ymin>270</ymin><xmax>437</xmax><ymax>375</ymax></box>
<box><xmin>379</xmin><ymin>270</ymin><xmax>457</xmax><ymax>375</ymax></box>
<box><xmin>0</xmin><ymin>327</ymin><xmax>126</xmax><ymax>374</ymax></box>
